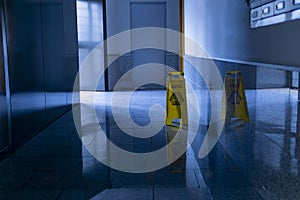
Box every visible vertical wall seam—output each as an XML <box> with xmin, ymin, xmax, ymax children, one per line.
<box><xmin>1</xmin><ymin>0</ymin><xmax>12</xmax><ymax>151</ymax></box>
<box><xmin>39</xmin><ymin>0</ymin><xmax>47</xmax><ymax>124</ymax></box>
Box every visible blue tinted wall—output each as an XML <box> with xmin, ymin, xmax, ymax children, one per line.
<box><xmin>3</xmin><ymin>0</ymin><xmax>78</xmax><ymax>151</ymax></box>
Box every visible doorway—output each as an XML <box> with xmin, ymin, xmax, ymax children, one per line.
<box><xmin>130</xmin><ymin>2</ymin><xmax>167</xmax><ymax>90</ymax></box>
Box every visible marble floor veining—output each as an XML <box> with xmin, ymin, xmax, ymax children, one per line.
<box><xmin>0</xmin><ymin>88</ymin><xmax>299</xmax><ymax>199</ymax></box>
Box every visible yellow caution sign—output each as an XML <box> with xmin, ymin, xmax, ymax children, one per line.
<box><xmin>222</xmin><ymin>71</ymin><xmax>249</xmax><ymax>122</ymax></box>
<box><xmin>166</xmin><ymin>72</ymin><xmax>188</xmax><ymax>126</ymax></box>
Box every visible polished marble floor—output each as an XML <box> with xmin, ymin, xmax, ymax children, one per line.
<box><xmin>0</xmin><ymin>88</ymin><xmax>299</xmax><ymax>199</ymax></box>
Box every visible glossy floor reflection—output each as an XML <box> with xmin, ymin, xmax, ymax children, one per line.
<box><xmin>0</xmin><ymin>89</ymin><xmax>298</xmax><ymax>199</ymax></box>
<box><xmin>220</xmin><ymin>89</ymin><xmax>300</xmax><ymax>199</ymax></box>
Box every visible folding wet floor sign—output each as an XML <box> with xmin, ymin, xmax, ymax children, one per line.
<box><xmin>166</xmin><ymin>72</ymin><xmax>188</xmax><ymax>126</ymax></box>
<box><xmin>222</xmin><ymin>71</ymin><xmax>249</xmax><ymax>122</ymax></box>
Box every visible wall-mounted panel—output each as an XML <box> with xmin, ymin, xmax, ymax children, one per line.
<box><xmin>250</xmin><ymin>0</ymin><xmax>300</xmax><ymax>28</ymax></box>
<box><xmin>41</xmin><ymin>0</ymin><xmax>69</xmax><ymax>122</ymax></box>
<box><xmin>0</xmin><ymin>1</ymin><xmax>8</xmax><ymax>154</ymax></box>
<box><xmin>63</xmin><ymin>0</ymin><xmax>79</xmax><ymax>105</ymax></box>
<box><xmin>4</xmin><ymin>0</ymin><xmax>79</xmax><ymax>151</ymax></box>
<box><xmin>6</xmin><ymin>0</ymin><xmax>46</xmax><ymax>149</ymax></box>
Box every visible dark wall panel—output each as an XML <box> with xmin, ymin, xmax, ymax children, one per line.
<box><xmin>0</xmin><ymin>2</ymin><xmax>8</xmax><ymax>153</ymax></box>
<box><xmin>41</xmin><ymin>0</ymin><xmax>69</xmax><ymax>122</ymax></box>
<box><xmin>6</xmin><ymin>0</ymin><xmax>46</xmax><ymax>149</ymax></box>
<box><xmin>63</xmin><ymin>0</ymin><xmax>79</xmax><ymax>105</ymax></box>
<box><xmin>5</xmin><ymin>0</ymin><xmax>79</xmax><ymax>150</ymax></box>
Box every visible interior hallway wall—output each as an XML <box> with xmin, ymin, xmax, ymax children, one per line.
<box><xmin>185</xmin><ymin>0</ymin><xmax>295</xmax><ymax>97</ymax></box>
<box><xmin>185</xmin><ymin>0</ymin><xmax>300</xmax><ymax>67</ymax></box>
<box><xmin>184</xmin><ymin>0</ymin><xmax>290</xmax><ymax>92</ymax></box>
<box><xmin>5</xmin><ymin>0</ymin><xmax>79</xmax><ymax>150</ymax></box>
<box><xmin>184</xmin><ymin>0</ymin><xmax>298</xmax><ymax>198</ymax></box>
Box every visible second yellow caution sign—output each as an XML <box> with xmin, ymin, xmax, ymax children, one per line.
<box><xmin>222</xmin><ymin>71</ymin><xmax>249</xmax><ymax>122</ymax></box>
<box><xmin>166</xmin><ymin>72</ymin><xmax>188</xmax><ymax>126</ymax></box>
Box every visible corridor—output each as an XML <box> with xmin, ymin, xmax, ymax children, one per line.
<box><xmin>0</xmin><ymin>0</ymin><xmax>300</xmax><ymax>199</ymax></box>
<box><xmin>0</xmin><ymin>89</ymin><xmax>299</xmax><ymax>199</ymax></box>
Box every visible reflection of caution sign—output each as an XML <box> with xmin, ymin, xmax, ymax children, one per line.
<box><xmin>166</xmin><ymin>126</ymin><xmax>187</xmax><ymax>172</ymax></box>
<box><xmin>222</xmin><ymin>71</ymin><xmax>249</xmax><ymax>122</ymax></box>
<box><xmin>166</xmin><ymin>72</ymin><xmax>188</xmax><ymax>126</ymax></box>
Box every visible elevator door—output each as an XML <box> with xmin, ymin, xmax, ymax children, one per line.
<box><xmin>131</xmin><ymin>2</ymin><xmax>166</xmax><ymax>90</ymax></box>
<box><xmin>0</xmin><ymin>0</ymin><xmax>9</xmax><ymax>154</ymax></box>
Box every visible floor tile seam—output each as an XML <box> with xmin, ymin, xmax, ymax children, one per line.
<box><xmin>55</xmin><ymin>188</ymin><xmax>64</xmax><ymax>200</ymax></box>
<box><xmin>256</xmin><ymin>129</ymin><xmax>293</xmax><ymax>154</ymax></box>
<box><xmin>244</xmin><ymin>186</ymin><xmax>264</xmax><ymax>200</ymax></box>
<box><xmin>17</xmin><ymin>171</ymin><xmax>37</xmax><ymax>191</ymax></box>
<box><xmin>0</xmin><ymin>159</ymin><xmax>10</xmax><ymax>170</ymax></box>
